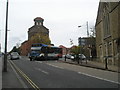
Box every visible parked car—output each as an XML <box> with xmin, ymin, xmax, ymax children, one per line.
<box><xmin>70</xmin><ymin>55</ymin><xmax>75</xmax><ymax>60</ymax></box>
<box><xmin>10</xmin><ymin>52</ymin><xmax>20</xmax><ymax>60</ymax></box>
<box><xmin>66</xmin><ymin>54</ymin><xmax>72</xmax><ymax>59</ymax></box>
<box><xmin>72</xmin><ymin>54</ymin><xmax>86</xmax><ymax>60</ymax></box>
<box><xmin>78</xmin><ymin>54</ymin><xmax>86</xmax><ymax>60</ymax></box>
<box><xmin>65</xmin><ymin>54</ymin><xmax>75</xmax><ymax>60</ymax></box>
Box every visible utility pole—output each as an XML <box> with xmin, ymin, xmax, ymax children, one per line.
<box><xmin>70</xmin><ymin>38</ymin><xmax>73</xmax><ymax>46</ymax></box>
<box><xmin>3</xmin><ymin>0</ymin><xmax>9</xmax><ymax>72</ymax></box>
<box><xmin>86</xmin><ymin>21</ymin><xmax>89</xmax><ymax>37</ymax></box>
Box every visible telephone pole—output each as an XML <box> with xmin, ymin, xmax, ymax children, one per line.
<box><xmin>86</xmin><ymin>21</ymin><xmax>89</xmax><ymax>37</ymax></box>
<box><xmin>3</xmin><ymin>0</ymin><xmax>9</xmax><ymax>72</ymax></box>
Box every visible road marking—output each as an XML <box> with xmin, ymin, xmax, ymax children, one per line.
<box><xmin>78</xmin><ymin>72</ymin><xmax>120</xmax><ymax>85</ymax></box>
<box><xmin>36</xmin><ymin>61</ymin><xmax>42</xmax><ymax>64</ymax></box>
<box><xmin>47</xmin><ymin>63</ymin><xmax>64</xmax><ymax>69</ymax></box>
<box><xmin>10</xmin><ymin>60</ymin><xmax>40</xmax><ymax>90</ymax></box>
<box><xmin>35</xmin><ymin>68</ymin><xmax>49</xmax><ymax>75</ymax></box>
<box><xmin>8</xmin><ymin>60</ymin><xmax>28</xmax><ymax>88</ymax></box>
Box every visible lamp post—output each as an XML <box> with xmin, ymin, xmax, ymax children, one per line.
<box><xmin>3</xmin><ymin>0</ymin><xmax>9</xmax><ymax>72</ymax></box>
<box><xmin>79</xmin><ymin>37</ymin><xmax>82</xmax><ymax>64</ymax></box>
<box><xmin>78</xmin><ymin>21</ymin><xmax>90</xmax><ymax>63</ymax></box>
<box><xmin>78</xmin><ymin>21</ymin><xmax>89</xmax><ymax>37</ymax></box>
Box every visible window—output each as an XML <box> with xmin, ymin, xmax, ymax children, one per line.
<box><xmin>103</xmin><ymin>3</ymin><xmax>111</xmax><ymax>38</ymax></box>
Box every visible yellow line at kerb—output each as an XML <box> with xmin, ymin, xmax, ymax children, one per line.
<box><xmin>10</xmin><ymin>60</ymin><xmax>40</xmax><ymax>90</ymax></box>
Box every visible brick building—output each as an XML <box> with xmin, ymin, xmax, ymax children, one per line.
<box><xmin>20</xmin><ymin>40</ymin><xmax>30</xmax><ymax>56</ymax></box>
<box><xmin>95</xmin><ymin>2</ymin><xmax>120</xmax><ymax>65</ymax></box>
<box><xmin>20</xmin><ymin>17</ymin><xmax>51</xmax><ymax>56</ymax></box>
<box><xmin>59</xmin><ymin>45</ymin><xmax>67</xmax><ymax>55</ymax></box>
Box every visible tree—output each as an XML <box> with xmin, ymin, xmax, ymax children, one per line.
<box><xmin>30</xmin><ymin>32</ymin><xmax>51</xmax><ymax>45</ymax></box>
<box><xmin>12</xmin><ymin>46</ymin><xmax>17</xmax><ymax>52</ymax></box>
<box><xmin>9</xmin><ymin>46</ymin><xmax>20</xmax><ymax>54</ymax></box>
<box><xmin>70</xmin><ymin>46</ymin><xmax>81</xmax><ymax>64</ymax></box>
<box><xmin>70</xmin><ymin>46</ymin><xmax>80</xmax><ymax>55</ymax></box>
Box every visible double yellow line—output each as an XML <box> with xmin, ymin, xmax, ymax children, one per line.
<box><xmin>9</xmin><ymin>60</ymin><xmax>40</xmax><ymax>90</ymax></box>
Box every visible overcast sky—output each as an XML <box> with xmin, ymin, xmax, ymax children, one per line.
<box><xmin>0</xmin><ymin>0</ymin><xmax>100</xmax><ymax>52</ymax></box>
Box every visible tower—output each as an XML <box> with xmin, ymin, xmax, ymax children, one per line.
<box><xmin>28</xmin><ymin>17</ymin><xmax>51</xmax><ymax>44</ymax></box>
<box><xmin>34</xmin><ymin>17</ymin><xmax>44</xmax><ymax>26</ymax></box>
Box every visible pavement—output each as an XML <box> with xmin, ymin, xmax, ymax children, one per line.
<box><xmin>1</xmin><ymin>56</ymin><xmax>120</xmax><ymax>89</ymax></box>
<box><xmin>59</xmin><ymin>58</ymin><xmax>120</xmax><ymax>73</ymax></box>
<box><xmin>1</xmin><ymin>56</ymin><xmax>28</xmax><ymax>89</ymax></box>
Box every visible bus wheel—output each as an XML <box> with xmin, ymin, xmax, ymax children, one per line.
<box><xmin>30</xmin><ymin>58</ymin><xmax>32</xmax><ymax>61</ymax></box>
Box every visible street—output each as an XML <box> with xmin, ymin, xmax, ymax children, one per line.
<box><xmin>6</xmin><ymin>56</ymin><xmax>119</xmax><ymax>89</ymax></box>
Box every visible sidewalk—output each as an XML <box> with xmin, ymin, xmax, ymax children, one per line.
<box><xmin>0</xmin><ymin>57</ymin><xmax>2</xmax><ymax>90</ymax></box>
<box><xmin>1</xmin><ymin>56</ymin><xmax>27</xmax><ymax>89</ymax></box>
<box><xmin>59</xmin><ymin>58</ymin><xmax>119</xmax><ymax>73</ymax></box>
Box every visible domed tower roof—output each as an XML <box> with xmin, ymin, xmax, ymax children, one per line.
<box><xmin>34</xmin><ymin>17</ymin><xmax>44</xmax><ymax>21</ymax></box>
<box><xmin>34</xmin><ymin>17</ymin><xmax>44</xmax><ymax>26</ymax></box>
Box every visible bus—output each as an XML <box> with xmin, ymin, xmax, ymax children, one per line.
<box><xmin>29</xmin><ymin>43</ymin><xmax>62</xmax><ymax>61</ymax></box>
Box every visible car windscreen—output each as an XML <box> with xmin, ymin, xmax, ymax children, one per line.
<box><xmin>11</xmin><ymin>52</ymin><xmax>19</xmax><ymax>55</ymax></box>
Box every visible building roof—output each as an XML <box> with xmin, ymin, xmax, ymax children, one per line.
<box><xmin>21</xmin><ymin>40</ymin><xmax>28</xmax><ymax>45</ymax></box>
<box><xmin>59</xmin><ymin>45</ymin><xmax>67</xmax><ymax>48</ymax></box>
<box><xmin>34</xmin><ymin>17</ymin><xmax>44</xmax><ymax>21</ymax></box>
<box><xmin>95</xmin><ymin>2</ymin><xmax>103</xmax><ymax>27</ymax></box>
<box><xmin>70</xmin><ymin>45</ymin><xmax>77</xmax><ymax>49</ymax></box>
<box><xmin>28</xmin><ymin>25</ymin><xmax>49</xmax><ymax>32</ymax></box>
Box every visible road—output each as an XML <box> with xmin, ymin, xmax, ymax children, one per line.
<box><xmin>9</xmin><ymin>56</ymin><xmax>119</xmax><ymax>89</ymax></box>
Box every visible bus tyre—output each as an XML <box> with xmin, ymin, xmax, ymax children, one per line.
<box><xmin>30</xmin><ymin>58</ymin><xmax>32</xmax><ymax>61</ymax></box>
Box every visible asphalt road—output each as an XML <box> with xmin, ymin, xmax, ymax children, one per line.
<box><xmin>10</xmin><ymin>56</ymin><xmax>119</xmax><ymax>89</ymax></box>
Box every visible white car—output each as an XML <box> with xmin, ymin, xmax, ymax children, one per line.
<box><xmin>10</xmin><ymin>52</ymin><xmax>20</xmax><ymax>60</ymax></box>
<box><xmin>66</xmin><ymin>54</ymin><xmax>75</xmax><ymax>60</ymax></box>
<box><xmin>78</xmin><ymin>54</ymin><xmax>86</xmax><ymax>60</ymax></box>
<box><xmin>70</xmin><ymin>56</ymin><xmax>75</xmax><ymax>60</ymax></box>
<box><xmin>66</xmin><ymin>54</ymin><xmax>72</xmax><ymax>59</ymax></box>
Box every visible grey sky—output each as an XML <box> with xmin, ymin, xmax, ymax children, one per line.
<box><xmin>0</xmin><ymin>0</ymin><xmax>100</xmax><ymax>52</ymax></box>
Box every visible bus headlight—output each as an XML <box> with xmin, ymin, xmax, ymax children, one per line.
<box><xmin>39</xmin><ymin>53</ymin><xmax>44</xmax><ymax>57</ymax></box>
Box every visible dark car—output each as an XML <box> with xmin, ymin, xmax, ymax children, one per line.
<box><xmin>29</xmin><ymin>51</ymin><xmax>44</xmax><ymax>61</ymax></box>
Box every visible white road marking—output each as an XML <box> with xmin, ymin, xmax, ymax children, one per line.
<box><xmin>35</xmin><ymin>68</ymin><xmax>49</xmax><ymax>75</ymax></box>
<box><xmin>47</xmin><ymin>63</ymin><xmax>64</xmax><ymax>69</ymax></box>
<box><xmin>36</xmin><ymin>61</ymin><xmax>42</xmax><ymax>64</ymax></box>
<box><xmin>78</xmin><ymin>72</ymin><xmax>120</xmax><ymax>85</ymax></box>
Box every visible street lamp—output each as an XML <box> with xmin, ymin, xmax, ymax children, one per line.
<box><xmin>78</xmin><ymin>21</ymin><xmax>89</xmax><ymax>64</ymax></box>
<box><xmin>3</xmin><ymin>0</ymin><xmax>9</xmax><ymax>72</ymax></box>
<box><xmin>78</xmin><ymin>21</ymin><xmax>89</xmax><ymax>37</ymax></box>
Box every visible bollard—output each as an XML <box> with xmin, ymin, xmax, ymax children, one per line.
<box><xmin>65</xmin><ymin>55</ymin><xmax>66</xmax><ymax>61</ymax></box>
<box><xmin>77</xmin><ymin>59</ymin><xmax>79</xmax><ymax>64</ymax></box>
<box><xmin>86</xmin><ymin>59</ymin><xmax>87</xmax><ymax>64</ymax></box>
<box><xmin>105</xmin><ymin>57</ymin><xmax>108</xmax><ymax>69</ymax></box>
